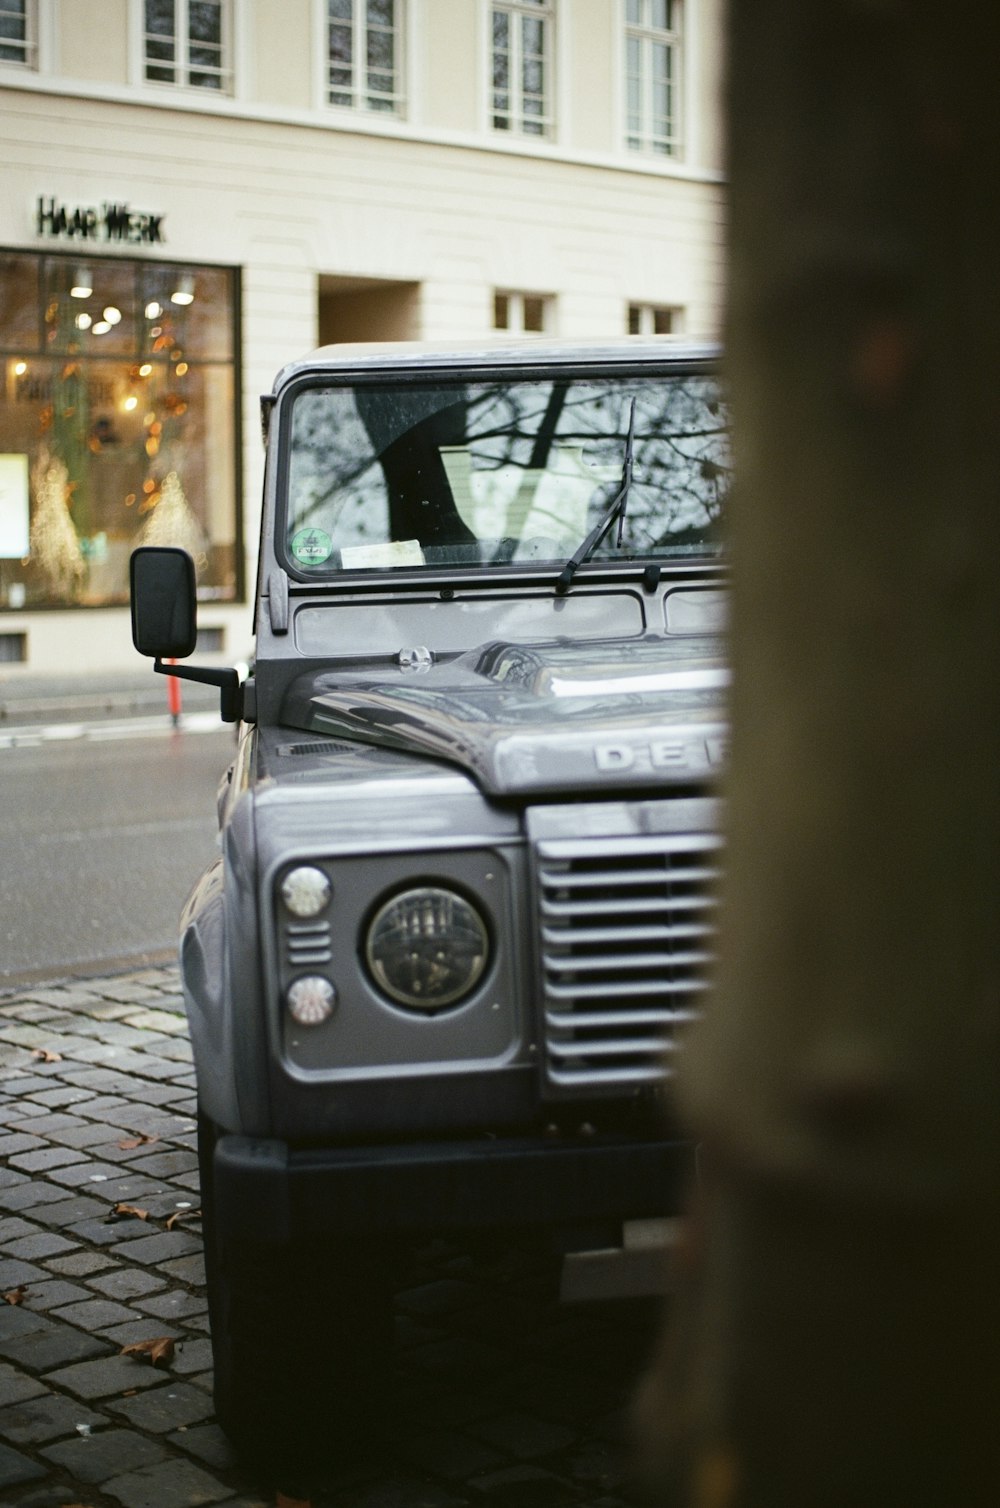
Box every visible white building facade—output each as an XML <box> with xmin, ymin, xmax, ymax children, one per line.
<box><xmin>0</xmin><ymin>0</ymin><xmax>725</xmax><ymax>674</ymax></box>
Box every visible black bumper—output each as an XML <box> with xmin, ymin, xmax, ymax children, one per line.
<box><xmin>213</xmin><ymin>1131</ymin><xmax>694</xmax><ymax>1244</ymax></box>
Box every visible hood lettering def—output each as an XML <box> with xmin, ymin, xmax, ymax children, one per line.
<box><xmin>594</xmin><ymin>738</ymin><xmax>727</xmax><ymax>772</ymax></box>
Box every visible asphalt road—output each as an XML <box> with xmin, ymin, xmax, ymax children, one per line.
<box><xmin>0</xmin><ymin>719</ymin><xmax>234</xmax><ymax>986</ymax></box>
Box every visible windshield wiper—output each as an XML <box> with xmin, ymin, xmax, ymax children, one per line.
<box><xmin>555</xmin><ymin>397</ymin><xmax>636</xmax><ymax>595</ymax></box>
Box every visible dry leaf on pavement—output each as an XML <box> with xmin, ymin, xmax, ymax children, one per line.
<box><xmin>165</xmin><ymin>1207</ymin><xmax>202</xmax><ymax>1231</ymax></box>
<box><xmin>1</xmin><ymin>1286</ymin><xmax>27</xmax><ymax>1306</ymax></box>
<box><xmin>111</xmin><ymin>1203</ymin><xmax>150</xmax><ymax>1221</ymax></box>
<box><xmin>32</xmin><ymin>1047</ymin><xmax>62</xmax><ymax>1063</ymax></box>
<box><xmin>117</xmin><ymin>1133</ymin><xmax>159</xmax><ymax>1149</ymax></box>
<box><xmin>120</xmin><ymin>1336</ymin><xmax>176</xmax><ymax>1368</ymax></box>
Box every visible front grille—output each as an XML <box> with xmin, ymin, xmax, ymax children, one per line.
<box><xmin>534</xmin><ymin>832</ymin><xmax>721</xmax><ymax>1091</ymax></box>
<box><xmin>285</xmin><ymin>920</ymin><xmax>333</xmax><ymax>969</ymax></box>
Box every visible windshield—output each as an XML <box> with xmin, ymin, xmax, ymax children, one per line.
<box><xmin>283</xmin><ymin>371</ymin><xmax>729</xmax><ymax>576</ymax></box>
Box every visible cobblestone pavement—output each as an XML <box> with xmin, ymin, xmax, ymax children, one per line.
<box><xmin>0</xmin><ymin>966</ymin><xmax>662</xmax><ymax>1508</ymax></box>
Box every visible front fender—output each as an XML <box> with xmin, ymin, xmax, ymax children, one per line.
<box><xmin>180</xmin><ymin>786</ymin><xmax>269</xmax><ymax>1134</ymax></box>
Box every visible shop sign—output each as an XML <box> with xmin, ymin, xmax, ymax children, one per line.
<box><xmin>36</xmin><ymin>196</ymin><xmax>166</xmax><ymax>245</ymax></box>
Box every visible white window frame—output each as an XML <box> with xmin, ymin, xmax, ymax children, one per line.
<box><xmin>322</xmin><ymin>0</ymin><xmax>406</xmax><ymax>116</ymax></box>
<box><xmin>490</xmin><ymin>0</ymin><xmax>554</xmax><ymax>140</ymax></box>
<box><xmin>141</xmin><ymin>0</ymin><xmax>234</xmax><ymax>94</ymax></box>
<box><xmin>493</xmin><ymin>289</ymin><xmax>554</xmax><ymax>335</ymax></box>
<box><xmin>627</xmin><ymin>302</ymin><xmax>684</xmax><ymax>336</ymax></box>
<box><xmin>624</xmin><ymin>0</ymin><xmax>683</xmax><ymax>158</ymax></box>
<box><xmin>0</xmin><ymin>0</ymin><xmax>38</xmax><ymax>69</ymax></box>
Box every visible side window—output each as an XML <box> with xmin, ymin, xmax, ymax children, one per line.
<box><xmin>0</xmin><ymin>0</ymin><xmax>38</xmax><ymax>69</ymax></box>
<box><xmin>491</xmin><ymin>0</ymin><xmax>553</xmax><ymax>138</ymax></box>
<box><xmin>327</xmin><ymin>0</ymin><xmax>405</xmax><ymax>115</ymax></box>
<box><xmin>625</xmin><ymin>0</ymin><xmax>682</xmax><ymax>157</ymax></box>
<box><xmin>144</xmin><ymin>0</ymin><xmax>232</xmax><ymax>93</ymax></box>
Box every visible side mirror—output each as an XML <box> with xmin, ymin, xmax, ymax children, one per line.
<box><xmin>130</xmin><ymin>546</ymin><xmax>197</xmax><ymax>659</ymax></box>
<box><xmin>129</xmin><ymin>546</ymin><xmax>247</xmax><ymax>723</ymax></box>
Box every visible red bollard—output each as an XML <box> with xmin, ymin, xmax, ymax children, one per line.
<box><xmin>165</xmin><ymin>657</ymin><xmax>182</xmax><ymax>726</ymax></box>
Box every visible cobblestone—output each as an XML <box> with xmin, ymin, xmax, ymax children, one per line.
<box><xmin>0</xmin><ymin>963</ymin><xmax>656</xmax><ymax>1507</ymax></box>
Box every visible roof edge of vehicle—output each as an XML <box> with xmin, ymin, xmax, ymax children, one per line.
<box><xmin>267</xmin><ymin>335</ymin><xmax>722</xmax><ymax>395</ymax></box>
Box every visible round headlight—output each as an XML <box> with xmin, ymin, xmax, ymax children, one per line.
<box><xmin>281</xmin><ymin>865</ymin><xmax>331</xmax><ymax>918</ymax></box>
<box><xmin>286</xmin><ymin>975</ymin><xmax>336</xmax><ymax>1026</ymax></box>
<box><xmin>366</xmin><ymin>886</ymin><xmax>489</xmax><ymax>1011</ymax></box>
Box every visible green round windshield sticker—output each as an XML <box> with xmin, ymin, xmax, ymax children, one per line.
<box><xmin>291</xmin><ymin>528</ymin><xmax>333</xmax><ymax>565</ymax></box>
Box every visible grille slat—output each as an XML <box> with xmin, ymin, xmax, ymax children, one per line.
<box><xmin>285</xmin><ymin>920</ymin><xmax>333</xmax><ymax>969</ymax></box>
<box><xmin>534</xmin><ymin>829</ymin><xmax>720</xmax><ymax>1091</ymax></box>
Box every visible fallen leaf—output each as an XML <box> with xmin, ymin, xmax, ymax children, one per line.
<box><xmin>32</xmin><ymin>1047</ymin><xmax>62</xmax><ymax>1063</ymax></box>
<box><xmin>121</xmin><ymin>1336</ymin><xmax>175</xmax><ymax>1368</ymax></box>
<box><xmin>165</xmin><ymin>1207</ymin><xmax>202</xmax><ymax>1231</ymax></box>
<box><xmin>110</xmin><ymin>1203</ymin><xmax>150</xmax><ymax>1222</ymax></box>
<box><xmin>117</xmin><ymin>1133</ymin><xmax>159</xmax><ymax>1150</ymax></box>
<box><xmin>1</xmin><ymin>1286</ymin><xmax>27</xmax><ymax>1306</ymax></box>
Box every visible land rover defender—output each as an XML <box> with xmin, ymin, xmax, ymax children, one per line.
<box><xmin>130</xmin><ymin>338</ymin><xmax>728</xmax><ymax>1465</ymax></box>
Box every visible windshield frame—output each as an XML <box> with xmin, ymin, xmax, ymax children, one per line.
<box><xmin>272</xmin><ymin>347</ymin><xmax>726</xmax><ymax>590</ymax></box>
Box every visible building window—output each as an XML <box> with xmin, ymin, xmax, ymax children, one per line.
<box><xmin>493</xmin><ymin>290</ymin><xmax>552</xmax><ymax>334</ymax></box>
<box><xmin>328</xmin><ymin>0</ymin><xmax>404</xmax><ymax>114</ymax></box>
<box><xmin>145</xmin><ymin>0</ymin><xmax>231</xmax><ymax>92</ymax></box>
<box><xmin>492</xmin><ymin>1</ymin><xmax>553</xmax><ymax>138</ymax></box>
<box><xmin>0</xmin><ymin>251</ymin><xmax>240</xmax><ymax>613</ymax></box>
<box><xmin>0</xmin><ymin>1</ymin><xmax>37</xmax><ymax>68</ymax></box>
<box><xmin>625</xmin><ymin>0</ymin><xmax>682</xmax><ymax>156</ymax></box>
<box><xmin>628</xmin><ymin>302</ymin><xmax>681</xmax><ymax>335</ymax></box>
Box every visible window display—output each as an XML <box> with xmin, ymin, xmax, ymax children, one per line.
<box><xmin>0</xmin><ymin>251</ymin><xmax>239</xmax><ymax>611</ymax></box>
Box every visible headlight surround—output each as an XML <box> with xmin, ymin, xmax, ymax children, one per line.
<box><xmin>365</xmin><ymin>885</ymin><xmax>490</xmax><ymax>1012</ymax></box>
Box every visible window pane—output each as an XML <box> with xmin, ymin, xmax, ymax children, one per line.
<box><xmin>627</xmin><ymin>304</ymin><xmax>642</xmax><ymax>335</ymax></box>
<box><xmin>367</xmin><ymin>0</ymin><xmax>394</xmax><ymax>24</ymax></box>
<box><xmin>626</xmin><ymin>0</ymin><xmax>641</xmax><ymax>24</ymax></box>
<box><xmin>493</xmin><ymin>292</ymin><xmax>510</xmax><ymax>329</ymax></box>
<box><xmin>189</xmin><ymin>0</ymin><xmax>221</xmax><ymax>45</ymax></box>
<box><xmin>328</xmin><ymin>0</ymin><xmax>352</xmax><ymax>18</ymax></box>
<box><xmin>653</xmin><ymin>1</ymin><xmax>671</xmax><ymax>31</ymax></box>
<box><xmin>146</xmin><ymin>0</ymin><xmax>175</xmax><ymax>34</ymax></box>
<box><xmin>0</xmin><ymin>254</ymin><xmax>39</xmax><ymax>348</ymax></box>
<box><xmin>522</xmin><ymin>296</ymin><xmax>545</xmax><ymax>332</ymax></box>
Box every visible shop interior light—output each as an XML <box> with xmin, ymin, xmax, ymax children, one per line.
<box><xmin>139</xmin><ymin>363</ymin><xmax>153</xmax><ymax>376</ymax></box>
<box><xmin>14</xmin><ymin>360</ymin><xmax>27</xmax><ymax>375</ymax></box>
<box><xmin>123</xmin><ymin>395</ymin><xmax>138</xmax><ymax>411</ymax></box>
<box><xmin>170</xmin><ymin>275</ymin><xmax>195</xmax><ymax>306</ymax></box>
<box><xmin>103</xmin><ymin>306</ymin><xmax>122</xmax><ymax>325</ymax></box>
<box><xmin>92</xmin><ymin>320</ymin><xmax>111</xmax><ymax>335</ymax></box>
<box><xmin>70</xmin><ymin>267</ymin><xmax>93</xmax><ymax>298</ymax></box>
<box><xmin>145</xmin><ymin>301</ymin><xmax>162</xmax><ymax>319</ymax></box>
<box><xmin>74</xmin><ymin>313</ymin><xmax>93</xmax><ymax>330</ymax></box>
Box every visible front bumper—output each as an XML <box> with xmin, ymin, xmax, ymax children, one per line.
<box><xmin>212</xmin><ymin>1131</ymin><xmax>694</xmax><ymax>1244</ymax></box>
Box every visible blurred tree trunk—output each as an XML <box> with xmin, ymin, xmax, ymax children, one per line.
<box><xmin>637</xmin><ymin>4</ymin><xmax>1000</xmax><ymax>1505</ymax></box>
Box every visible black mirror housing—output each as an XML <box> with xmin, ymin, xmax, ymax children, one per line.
<box><xmin>130</xmin><ymin>547</ymin><xmax>198</xmax><ymax>659</ymax></box>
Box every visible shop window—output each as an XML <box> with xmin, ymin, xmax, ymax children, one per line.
<box><xmin>627</xmin><ymin>302</ymin><xmax>682</xmax><ymax>335</ymax></box>
<box><xmin>625</xmin><ymin>0</ymin><xmax>682</xmax><ymax>157</ymax></box>
<box><xmin>327</xmin><ymin>0</ymin><xmax>404</xmax><ymax>114</ymax></box>
<box><xmin>0</xmin><ymin>1</ymin><xmax>36</xmax><ymax>68</ymax></box>
<box><xmin>492</xmin><ymin>1</ymin><xmax>553</xmax><ymax>138</ymax></box>
<box><xmin>145</xmin><ymin>0</ymin><xmax>232</xmax><ymax>92</ymax></box>
<box><xmin>0</xmin><ymin>251</ymin><xmax>240</xmax><ymax>614</ymax></box>
<box><xmin>493</xmin><ymin>290</ymin><xmax>553</xmax><ymax>334</ymax></box>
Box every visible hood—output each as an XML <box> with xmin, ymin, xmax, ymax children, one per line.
<box><xmin>280</xmin><ymin>635</ymin><xmax>728</xmax><ymax>798</ymax></box>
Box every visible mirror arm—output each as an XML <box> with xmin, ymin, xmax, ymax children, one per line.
<box><xmin>154</xmin><ymin>659</ymin><xmax>242</xmax><ymax>724</ymax></box>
